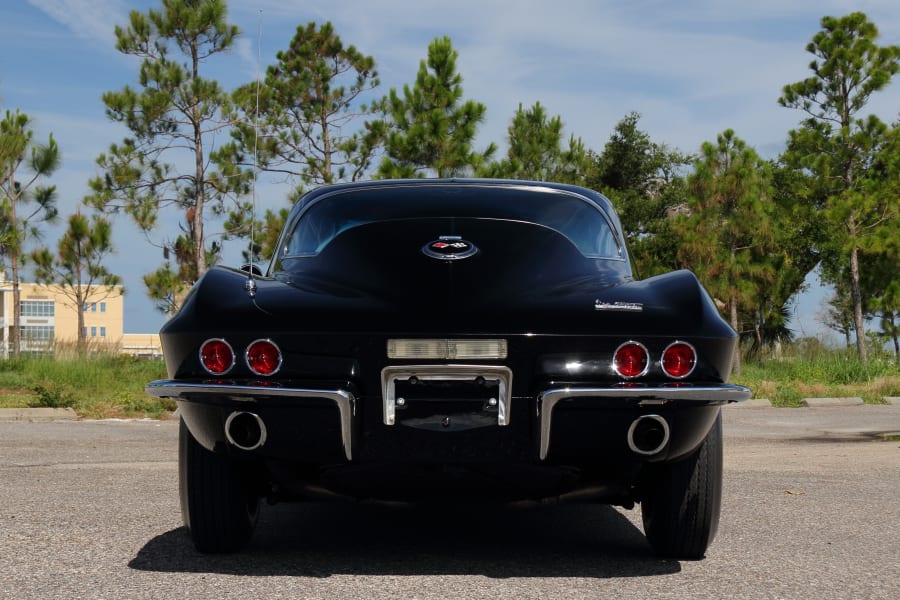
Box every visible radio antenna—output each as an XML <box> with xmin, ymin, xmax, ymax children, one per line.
<box><xmin>245</xmin><ymin>9</ymin><xmax>263</xmax><ymax>299</ymax></box>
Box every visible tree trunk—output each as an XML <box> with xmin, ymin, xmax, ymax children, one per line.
<box><xmin>8</xmin><ymin>171</ymin><xmax>20</xmax><ymax>358</ymax></box>
<box><xmin>730</xmin><ymin>295</ymin><xmax>741</xmax><ymax>376</ymax></box>
<box><xmin>10</xmin><ymin>257</ymin><xmax>20</xmax><ymax>358</ymax></box>
<box><xmin>193</xmin><ymin>118</ymin><xmax>206</xmax><ymax>282</ymax></box>
<box><xmin>728</xmin><ymin>245</ymin><xmax>742</xmax><ymax>376</ymax></box>
<box><xmin>889</xmin><ymin>311</ymin><xmax>899</xmax><ymax>359</ymax></box>
<box><xmin>843</xmin><ymin>149</ymin><xmax>867</xmax><ymax>361</ymax></box>
<box><xmin>77</xmin><ymin>304</ymin><xmax>86</xmax><ymax>356</ymax></box>
<box><xmin>76</xmin><ymin>284</ymin><xmax>86</xmax><ymax>357</ymax></box>
<box><xmin>191</xmin><ymin>44</ymin><xmax>207</xmax><ymax>283</ymax></box>
<box><xmin>320</xmin><ymin>108</ymin><xmax>332</xmax><ymax>184</ymax></box>
<box><xmin>754</xmin><ymin>319</ymin><xmax>763</xmax><ymax>357</ymax></box>
<box><xmin>848</xmin><ymin>244</ymin><xmax>868</xmax><ymax>360</ymax></box>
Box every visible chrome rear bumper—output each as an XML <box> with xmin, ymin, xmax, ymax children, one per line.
<box><xmin>145</xmin><ymin>380</ymin><xmax>356</xmax><ymax>460</ymax></box>
<box><xmin>537</xmin><ymin>384</ymin><xmax>751</xmax><ymax>459</ymax></box>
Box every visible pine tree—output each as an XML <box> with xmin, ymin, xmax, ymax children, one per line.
<box><xmin>224</xmin><ymin>21</ymin><xmax>382</xmax><ymax>190</ymax></box>
<box><xmin>0</xmin><ymin>109</ymin><xmax>60</xmax><ymax>356</ymax></box>
<box><xmin>31</xmin><ymin>212</ymin><xmax>122</xmax><ymax>355</ymax></box>
<box><xmin>88</xmin><ymin>0</ymin><xmax>242</xmax><ymax>315</ymax></box>
<box><xmin>675</xmin><ymin>130</ymin><xmax>775</xmax><ymax>375</ymax></box>
<box><xmin>861</xmin><ymin>124</ymin><xmax>900</xmax><ymax>357</ymax></box>
<box><xmin>482</xmin><ymin>101</ymin><xmax>588</xmax><ymax>184</ymax></box>
<box><xmin>217</xmin><ymin>20</ymin><xmax>383</xmax><ymax>266</ymax></box>
<box><xmin>587</xmin><ymin>112</ymin><xmax>690</xmax><ymax>277</ymax></box>
<box><xmin>755</xmin><ymin>162</ymin><xmax>824</xmax><ymax>353</ymax></box>
<box><xmin>376</xmin><ymin>36</ymin><xmax>496</xmax><ymax>178</ymax></box>
<box><xmin>778</xmin><ymin>12</ymin><xmax>900</xmax><ymax>359</ymax></box>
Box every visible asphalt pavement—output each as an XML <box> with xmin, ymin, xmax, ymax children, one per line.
<box><xmin>1</xmin><ymin>404</ymin><xmax>898</xmax><ymax>599</ymax></box>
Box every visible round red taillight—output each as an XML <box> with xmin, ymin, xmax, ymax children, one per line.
<box><xmin>199</xmin><ymin>338</ymin><xmax>235</xmax><ymax>375</ymax></box>
<box><xmin>662</xmin><ymin>341</ymin><xmax>697</xmax><ymax>379</ymax></box>
<box><xmin>246</xmin><ymin>339</ymin><xmax>282</xmax><ymax>376</ymax></box>
<box><xmin>613</xmin><ymin>341</ymin><xmax>650</xmax><ymax>379</ymax></box>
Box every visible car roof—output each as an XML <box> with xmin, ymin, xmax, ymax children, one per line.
<box><xmin>290</xmin><ymin>178</ymin><xmax>617</xmax><ymax>219</ymax></box>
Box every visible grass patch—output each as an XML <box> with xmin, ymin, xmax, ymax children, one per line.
<box><xmin>0</xmin><ymin>388</ymin><xmax>36</xmax><ymax>408</ymax></box>
<box><xmin>0</xmin><ymin>346</ymin><xmax>896</xmax><ymax>419</ymax></box>
<box><xmin>0</xmin><ymin>354</ymin><xmax>170</xmax><ymax>419</ymax></box>
<box><xmin>734</xmin><ymin>349</ymin><xmax>900</xmax><ymax>406</ymax></box>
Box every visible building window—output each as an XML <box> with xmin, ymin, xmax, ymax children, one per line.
<box><xmin>100</xmin><ymin>302</ymin><xmax>106</xmax><ymax>313</ymax></box>
<box><xmin>100</xmin><ymin>327</ymin><xmax>106</xmax><ymax>338</ymax></box>
<box><xmin>21</xmin><ymin>301</ymin><xmax>55</xmax><ymax>317</ymax></box>
<box><xmin>21</xmin><ymin>325</ymin><xmax>54</xmax><ymax>341</ymax></box>
<box><xmin>91</xmin><ymin>326</ymin><xmax>97</xmax><ymax>337</ymax></box>
<box><xmin>90</xmin><ymin>303</ymin><xmax>97</xmax><ymax>313</ymax></box>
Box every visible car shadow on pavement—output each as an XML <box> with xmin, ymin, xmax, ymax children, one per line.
<box><xmin>129</xmin><ymin>501</ymin><xmax>681</xmax><ymax>578</ymax></box>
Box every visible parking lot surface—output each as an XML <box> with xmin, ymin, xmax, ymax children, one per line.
<box><xmin>1</xmin><ymin>405</ymin><xmax>898</xmax><ymax>599</ymax></box>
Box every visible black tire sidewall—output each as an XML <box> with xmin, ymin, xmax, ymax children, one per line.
<box><xmin>641</xmin><ymin>411</ymin><xmax>723</xmax><ymax>559</ymax></box>
<box><xmin>178</xmin><ymin>418</ymin><xmax>259</xmax><ymax>553</ymax></box>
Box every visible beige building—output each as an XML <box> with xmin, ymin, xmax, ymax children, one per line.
<box><xmin>0</xmin><ymin>277</ymin><xmax>129</xmax><ymax>356</ymax></box>
<box><xmin>120</xmin><ymin>333</ymin><xmax>163</xmax><ymax>359</ymax></box>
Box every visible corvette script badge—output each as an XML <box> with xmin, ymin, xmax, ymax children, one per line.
<box><xmin>423</xmin><ymin>235</ymin><xmax>478</xmax><ymax>260</ymax></box>
<box><xmin>594</xmin><ymin>300</ymin><xmax>644</xmax><ymax>312</ymax></box>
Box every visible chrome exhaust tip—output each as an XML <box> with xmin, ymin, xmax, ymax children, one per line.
<box><xmin>627</xmin><ymin>414</ymin><xmax>670</xmax><ymax>456</ymax></box>
<box><xmin>225</xmin><ymin>411</ymin><xmax>267</xmax><ymax>451</ymax></box>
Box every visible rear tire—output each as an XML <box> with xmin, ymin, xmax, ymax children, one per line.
<box><xmin>179</xmin><ymin>418</ymin><xmax>259</xmax><ymax>553</ymax></box>
<box><xmin>640</xmin><ymin>411</ymin><xmax>723</xmax><ymax>559</ymax></box>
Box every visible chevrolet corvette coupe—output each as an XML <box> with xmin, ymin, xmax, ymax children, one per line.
<box><xmin>146</xmin><ymin>178</ymin><xmax>750</xmax><ymax>557</ymax></box>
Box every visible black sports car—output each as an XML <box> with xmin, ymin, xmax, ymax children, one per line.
<box><xmin>146</xmin><ymin>178</ymin><xmax>750</xmax><ymax>558</ymax></box>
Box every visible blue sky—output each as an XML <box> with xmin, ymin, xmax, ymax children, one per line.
<box><xmin>1</xmin><ymin>0</ymin><xmax>899</xmax><ymax>337</ymax></box>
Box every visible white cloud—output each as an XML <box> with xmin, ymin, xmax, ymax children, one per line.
<box><xmin>27</xmin><ymin>0</ymin><xmax>128</xmax><ymax>48</ymax></box>
<box><xmin>228</xmin><ymin>0</ymin><xmax>900</xmax><ymax>157</ymax></box>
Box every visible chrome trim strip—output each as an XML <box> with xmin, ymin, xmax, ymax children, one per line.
<box><xmin>145</xmin><ymin>381</ymin><xmax>356</xmax><ymax>460</ymax></box>
<box><xmin>536</xmin><ymin>384</ymin><xmax>751</xmax><ymax>460</ymax></box>
<box><xmin>381</xmin><ymin>364</ymin><xmax>513</xmax><ymax>427</ymax></box>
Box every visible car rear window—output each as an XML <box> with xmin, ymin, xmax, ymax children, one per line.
<box><xmin>283</xmin><ymin>186</ymin><xmax>622</xmax><ymax>258</ymax></box>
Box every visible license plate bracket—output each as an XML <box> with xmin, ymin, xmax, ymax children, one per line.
<box><xmin>381</xmin><ymin>365</ymin><xmax>513</xmax><ymax>427</ymax></box>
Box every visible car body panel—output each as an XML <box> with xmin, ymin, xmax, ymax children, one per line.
<box><xmin>147</xmin><ymin>179</ymin><xmax>749</xmax><ymax>506</ymax></box>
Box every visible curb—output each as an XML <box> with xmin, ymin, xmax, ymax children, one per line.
<box><xmin>802</xmin><ymin>397</ymin><xmax>864</xmax><ymax>408</ymax></box>
<box><xmin>0</xmin><ymin>407</ymin><xmax>78</xmax><ymax>422</ymax></box>
<box><xmin>1</xmin><ymin>400</ymin><xmax>896</xmax><ymax>421</ymax></box>
<box><xmin>726</xmin><ymin>398</ymin><xmax>772</xmax><ymax>409</ymax></box>
<box><xmin>720</xmin><ymin>398</ymin><xmax>900</xmax><ymax>409</ymax></box>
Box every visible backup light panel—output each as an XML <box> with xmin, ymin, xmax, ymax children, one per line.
<box><xmin>387</xmin><ymin>339</ymin><xmax>508</xmax><ymax>360</ymax></box>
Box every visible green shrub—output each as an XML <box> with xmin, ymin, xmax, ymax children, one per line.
<box><xmin>771</xmin><ymin>384</ymin><xmax>803</xmax><ymax>407</ymax></box>
<box><xmin>29</xmin><ymin>384</ymin><xmax>75</xmax><ymax>408</ymax></box>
